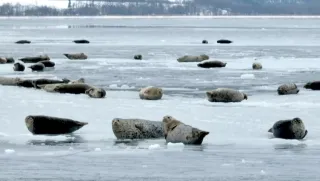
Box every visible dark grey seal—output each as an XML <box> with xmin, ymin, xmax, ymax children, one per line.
<box><xmin>252</xmin><ymin>62</ymin><xmax>262</xmax><ymax>70</ymax></box>
<box><xmin>39</xmin><ymin>60</ymin><xmax>55</xmax><ymax>67</ymax></box>
<box><xmin>177</xmin><ymin>54</ymin><xmax>209</xmax><ymax>63</ymax></box>
<box><xmin>15</xmin><ymin>40</ymin><xmax>31</xmax><ymax>44</ymax></box>
<box><xmin>64</xmin><ymin>53</ymin><xmax>88</xmax><ymax>60</ymax></box>
<box><xmin>13</xmin><ymin>62</ymin><xmax>25</xmax><ymax>72</ymax></box>
<box><xmin>202</xmin><ymin>40</ymin><xmax>208</xmax><ymax>44</ymax></box>
<box><xmin>217</xmin><ymin>39</ymin><xmax>232</xmax><ymax>44</ymax></box>
<box><xmin>73</xmin><ymin>39</ymin><xmax>90</xmax><ymax>44</ymax></box>
<box><xmin>134</xmin><ymin>54</ymin><xmax>142</xmax><ymax>60</ymax></box>
<box><xmin>17</xmin><ymin>78</ymin><xmax>70</xmax><ymax>88</ymax></box>
<box><xmin>5</xmin><ymin>57</ymin><xmax>15</xmax><ymax>63</ymax></box>
<box><xmin>268</xmin><ymin>117</ymin><xmax>308</xmax><ymax>140</ymax></box>
<box><xmin>112</xmin><ymin>118</ymin><xmax>164</xmax><ymax>139</ymax></box>
<box><xmin>163</xmin><ymin>115</ymin><xmax>209</xmax><ymax>145</ymax></box>
<box><xmin>197</xmin><ymin>60</ymin><xmax>227</xmax><ymax>68</ymax></box>
<box><xmin>25</xmin><ymin>115</ymin><xmax>88</xmax><ymax>135</ymax></box>
<box><xmin>52</xmin><ymin>83</ymin><xmax>106</xmax><ymax>98</ymax></box>
<box><xmin>19</xmin><ymin>55</ymin><xmax>50</xmax><ymax>63</ymax></box>
<box><xmin>277</xmin><ymin>83</ymin><xmax>299</xmax><ymax>95</ymax></box>
<box><xmin>28</xmin><ymin>63</ymin><xmax>45</xmax><ymax>72</ymax></box>
<box><xmin>206</xmin><ymin>88</ymin><xmax>248</xmax><ymax>103</ymax></box>
<box><xmin>304</xmin><ymin>81</ymin><xmax>320</xmax><ymax>90</ymax></box>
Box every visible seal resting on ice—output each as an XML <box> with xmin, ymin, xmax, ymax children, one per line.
<box><xmin>5</xmin><ymin>57</ymin><xmax>15</xmax><ymax>63</ymax></box>
<box><xmin>64</xmin><ymin>53</ymin><xmax>88</xmax><ymax>60</ymax></box>
<box><xmin>17</xmin><ymin>78</ymin><xmax>70</xmax><ymax>88</ymax></box>
<box><xmin>25</xmin><ymin>115</ymin><xmax>88</xmax><ymax>135</ymax></box>
<box><xmin>197</xmin><ymin>60</ymin><xmax>227</xmax><ymax>68</ymax></box>
<box><xmin>15</xmin><ymin>40</ymin><xmax>31</xmax><ymax>44</ymax></box>
<box><xmin>304</xmin><ymin>81</ymin><xmax>320</xmax><ymax>90</ymax></box>
<box><xmin>37</xmin><ymin>78</ymin><xmax>85</xmax><ymax>92</ymax></box>
<box><xmin>252</xmin><ymin>62</ymin><xmax>262</xmax><ymax>70</ymax></box>
<box><xmin>277</xmin><ymin>83</ymin><xmax>299</xmax><ymax>95</ymax></box>
<box><xmin>19</xmin><ymin>55</ymin><xmax>50</xmax><ymax>63</ymax></box>
<box><xmin>268</xmin><ymin>117</ymin><xmax>308</xmax><ymax>140</ymax></box>
<box><xmin>38</xmin><ymin>60</ymin><xmax>55</xmax><ymax>67</ymax></box>
<box><xmin>139</xmin><ymin>86</ymin><xmax>163</xmax><ymax>100</ymax></box>
<box><xmin>73</xmin><ymin>39</ymin><xmax>90</xmax><ymax>44</ymax></box>
<box><xmin>217</xmin><ymin>39</ymin><xmax>232</xmax><ymax>44</ymax></box>
<box><xmin>206</xmin><ymin>88</ymin><xmax>248</xmax><ymax>103</ymax></box>
<box><xmin>202</xmin><ymin>40</ymin><xmax>208</xmax><ymax>44</ymax></box>
<box><xmin>177</xmin><ymin>54</ymin><xmax>209</xmax><ymax>63</ymax></box>
<box><xmin>13</xmin><ymin>62</ymin><xmax>25</xmax><ymax>72</ymax></box>
<box><xmin>28</xmin><ymin>63</ymin><xmax>45</xmax><ymax>72</ymax></box>
<box><xmin>52</xmin><ymin>83</ymin><xmax>106</xmax><ymax>98</ymax></box>
<box><xmin>0</xmin><ymin>57</ymin><xmax>7</xmax><ymax>64</ymax></box>
<box><xmin>112</xmin><ymin>118</ymin><xmax>164</xmax><ymax>139</ymax></box>
<box><xmin>0</xmin><ymin>77</ymin><xmax>21</xmax><ymax>86</ymax></box>
<box><xmin>162</xmin><ymin>115</ymin><xmax>209</xmax><ymax>145</ymax></box>
<box><xmin>134</xmin><ymin>54</ymin><xmax>142</xmax><ymax>60</ymax></box>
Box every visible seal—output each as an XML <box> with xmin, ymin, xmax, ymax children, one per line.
<box><xmin>28</xmin><ymin>63</ymin><xmax>45</xmax><ymax>72</ymax></box>
<box><xmin>13</xmin><ymin>62</ymin><xmax>25</xmax><ymax>72</ymax></box>
<box><xmin>112</xmin><ymin>118</ymin><xmax>164</xmax><ymax>139</ymax></box>
<box><xmin>277</xmin><ymin>83</ymin><xmax>299</xmax><ymax>95</ymax></box>
<box><xmin>197</xmin><ymin>60</ymin><xmax>227</xmax><ymax>68</ymax></box>
<box><xmin>268</xmin><ymin>117</ymin><xmax>308</xmax><ymax>140</ymax></box>
<box><xmin>73</xmin><ymin>39</ymin><xmax>90</xmax><ymax>44</ymax></box>
<box><xmin>85</xmin><ymin>87</ymin><xmax>106</xmax><ymax>98</ymax></box>
<box><xmin>134</xmin><ymin>54</ymin><xmax>142</xmax><ymax>60</ymax></box>
<box><xmin>25</xmin><ymin>115</ymin><xmax>88</xmax><ymax>135</ymax></box>
<box><xmin>0</xmin><ymin>57</ymin><xmax>7</xmax><ymax>64</ymax></box>
<box><xmin>5</xmin><ymin>57</ymin><xmax>15</xmax><ymax>63</ymax></box>
<box><xmin>52</xmin><ymin>83</ymin><xmax>106</xmax><ymax>98</ymax></box>
<box><xmin>139</xmin><ymin>86</ymin><xmax>163</xmax><ymax>100</ymax></box>
<box><xmin>304</xmin><ymin>81</ymin><xmax>320</xmax><ymax>90</ymax></box>
<box><xmin>252</xmin><ymin>62</ymin><xmax>262</xmax><ymax>70</ymax></box>
<box><xmin>177</xmin><ymin>54</ymin><xmax>209</xmax><ymax>63</ymax></box>
<box><xmin>162</xmin><ymin>115</ymin><xmax>209</xmax><ymax>145</ymax></box>
<box><xmin>70</xmin><ymin>78</ymin><xmax>85</xmax><ymax>84</ymax></box>
<box><xmin>0</xmin><ymin>77</ymin><xmax>21</xmax><ymax>86</ymax></box>
<box><xmin>38</xmin><ymin>78</ymin><xmax>85</xmax><ymax>92</ymax></box>
<box><xmin>64</xmin><ymin>53</ymin><xmax>88</xmax><ymax>60</ymax></box>
<box><xmin>38</xmin><ymin>60</ymin><xmax>55</xmax><ymax>67</ymax></box>
<box><xmin>17</xmin><ymin>78</ymin><xmax>70</xmax><ymax>88</ymax></box>
<box><xmin>217</xmin><ymin>39</ymin><xmax>232</xmax><ymax>44</ymax></box>
<box><xmin>15</xmin><ymin>40</ymin><xmax>31</xmax><ymax>44</ymax></box>
<box><xmin>19</xmin><ymin>55</ymin><xmax>50</xmax><ymax>63</ymax></box>
<box><xmin>202</xmin><ymin>40</ymin><xmax>208</xmax><ymax>44</ymax></box>
<box><xmin>206</xmin><ymin>88</ymin><xmax>248</xmax><ymax>103</ymax></box>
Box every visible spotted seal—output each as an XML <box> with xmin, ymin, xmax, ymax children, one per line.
<box><xmin>0</xmin><ymin>57</ymin><xmax>7</xmax><ymax>64</ymax></box>
<box><xmin>112</xmin><ymin>118</ymin><xmax>164</xmax><ymax>139</ymax></box>
<box><xmin>304</xmin><ymin>81</ymin><xmax>320</xmax><ymax>90</ymax></box>
<box><xmin>0</xmin><ymin>77</ymin><xmax>21</xmax><ymax>86</ymax></box>
<box><xmin>277</xmin><ymin>83</ymin><xmax>299</xmax><ymax>95</ymax></box>
<box><xmin>252</xmin><ymin>62</ymin><xmax>262</xmax><ymax>70</ymax></box>
<box><xmin>177</xmin><ymin>54</ymin><xmax>209</xmax><ymax>63</ymax></box>
<box><xmin>13</xmin><ymin>62</ymin><xmax>25</xmax><ymax>71</ymax></box>
<box><xmin>19</xmin><ymin>55</ymin><xmax>50</xmax><ymax>63</ymax></box>
<box><xmin>162</xmin><ymin>115</ymin><xmax>209</xmax><ymax>145</ymax></box>
<box><xmin>206</xmin><ymin>88</ymin><xmax>248</xmax><ymax>103</ymax></box>
<box><xmin>28</xmin><ymin>63</ymin><xmax>45</xmax><ymax>72</ymax></box>
<box><xmin>64</xmin><ymin>53</ymin><xmax>88</xmax><ymax>60</ymax></box>
<box><xmin>134</xmin><ymin>54</ymin><xmax>142</xmax><ymax>60</ymax></box>
<box><xmin>73</xmin><ymin>39</ymin><xmax>90</xmax><ymax>44</ymax></box>
<box><xmin>16</xmin><ymin>78</ymin><xmax>70</xmax><ymax>88</ymax></box>
<box><xmin>139</xmin><ymin>86</ymin><xmax>163</xmax><ymax>100</ymax></box>
<box><xmin>38</xmin><ymin>60</ymin><xmax>55</xmax><ymax>67</ymax></box>
<box><xmin>15</xmin><ymin>40</ymin><xmax>31</xmax><ymax>44</ymax></box>
<box><xmin>25</xmin><ymin>115</ymin><xmax>88</xmax><ymax>135</ymax></box>
<box><xmin>217</xmin><ymin>39</ymin><xmax>232</xmax><ymax>44</ymax></box>
<box><xmin>268</xmin><ymin>117</ymin><xmax>308</xmax><ymax>140</ymax></box>
<box><xmin>202</xmin><ymin>40</ymin><xmax>208</xmax><ymax>44</ymax></box>
<box><xmin>197</xmin><ymin>60</ymin><xmax>227</xmax><ymax>68</ymax></box>
<box><xmin>52</xmin><ymin>83</ymin><xmax>106</xmax><ymax>98</ymax></box>
<box><xmin>5</xmin><ymin>57</ymin><xmax>15</xmax><ymax>63</ymax></box>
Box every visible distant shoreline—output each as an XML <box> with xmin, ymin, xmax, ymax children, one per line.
<box><xmin>1</xmin><ymin>15</ymin><xmax>320</xmax><ymax>19</ymax></box>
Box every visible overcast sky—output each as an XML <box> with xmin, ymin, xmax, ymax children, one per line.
<box><xmin>0</xmin><ymin>0</ymin><xmax>68</xmax><ymax>8</ymax></box>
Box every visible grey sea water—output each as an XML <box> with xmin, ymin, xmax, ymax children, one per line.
<box><xmin>1</xmin><ymin>16</ymin><xmax>320</xmax><ymax>181</ymax></box>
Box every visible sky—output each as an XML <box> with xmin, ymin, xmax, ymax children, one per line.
<box><xmin>0</xmin><ymin>0</ymin><xmax>68</xmax><ymax>8</ymax></box>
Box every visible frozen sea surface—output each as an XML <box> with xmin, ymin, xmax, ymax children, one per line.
<box><xmin>1</xmin><ymin>16</ymin><xmax>320</xmax><ymax>180</ymax></box>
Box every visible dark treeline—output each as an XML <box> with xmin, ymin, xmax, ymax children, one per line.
<box><xmin>0</xmin><ymin>0</ymin><xmax>320</xmax><ymax>16</ymax></box>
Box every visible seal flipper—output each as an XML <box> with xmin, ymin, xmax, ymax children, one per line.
<box><xmin>301</xmin><ymin>130</ymin><xmax>308</xmax><ymax>139</ymax></box>
<box><xmin>268</xmin><ymin>128</ymin><xmax>273</xmax><ymax>133</ymax></box>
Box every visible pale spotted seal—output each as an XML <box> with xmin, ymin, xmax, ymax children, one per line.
<box><xmin>69</xmin><ymin>78</ymin><xmax>85</xmax><ymax>84</ymax></box>
<box><xmin>217</xmin><ymin>39</ymin><xmax>232</xmax><ymax>44</ymax></box>
<box><xmin>25</xmin><ymin>115</ymin><xmax>88</xmax><ymax>135</ymax></box>
<box><xmin>134</xmin><ymin>54</ymin><xmax>142</xmax><ymax>60</ymax></box>
<box><xmin>268</xmin><ymin>117</ymin><xmax>308</xmax><ymax>140</ymax></box>
<box><xmin>28</xmin><ymin>63</ymin><xmax>45</xmax><ymax>72</ymax></box>
<box><xmin>112</xmin><ymin>118</ymin><xmax>164</xmax><ymax>139</ymax></box>
<box><xmin>139</xmin><ymin>86</ymin><xmax>163</xmax><ymax>100</ymax></box>
<box><xmin>197</xmin><ymin>60</ymin><xmax>227</xmax><ymax>68</ymax></box>
<box><xmin>85</xmin><ymin>87</ymin><xmax>106</xmax><ymax>98</ymax></box>
<box><xmin>206</xmin><ymin>88</ymin><xmax>248</xmax><ymax>103</ymax></box>
<box><xmin>0</xmin><ymin>77</ymin><xmax>21</xmax><ymax>86</ymax></box>
<box><xmin>13</xmin><ymin>62</ymin><xmax>25</xmax><ymax>71</ymax></box>
<box><xmin>64</xmin><ymin>53</ymin><xmax>88</xmax><ymax>60</ymax></box>
<box><xmin>38</xmin><ymin>60</ymin><xmax>55</xmax><ymax>67</ymax></box>
<box><xmin>252</xmin><ymin>62</ymin><xmax>262</xmax><ymax>70</ymax></box>
<box><xmin>73</xmin><ymin>39</ymin><xmax>90</xmax><ymax>44</ymax></box>
<box><xmin>277</xmin><ymin>83</ymin><xmax>299</xmax><ymax>95</ymax></box>
<box><xmin>177</xmin><ymin>54</ymin><xmax>209</xmax><ymax>63</ymax></box>
<box><xmin>52</xmin><ymin>83</ymin><xmax>106</xmax><ymax>98</ymax></box>
<box><xmin>19</xmin><ymin>55</ymin><xmax>50</xmax><ymax>63</ymax></box>
<box><xmin>304</xmin><ymin>81</ymin><xmax>320</xmax><ymax>90</ymax></box>
<box><xmin>15</xmin><ymin>40</ymin><xmax>31</xmax><ymax>44</ymax></box>
<box><xmin>0</xmin><ymin>57</ymin><xmax>7</xmax><ymax>64</ymax></box>
<box><xmin>162</xmin><ymin>115</ymin><xmax>209</xmax><ymax>145</ymax></box>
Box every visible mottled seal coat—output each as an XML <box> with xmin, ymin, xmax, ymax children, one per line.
<box><xmin>19</xmin><ymin>55</ymin><xmax>50</xmax><ymax>63</ymax></box>
<box><xmin>13</xmin><ymin>62</ymin><xmax>25</xmax><ymax>71</ymax></box>
<box><xmin>70</xmin><ymin>78</ymin><xmax>85</xmax><ymax>84</ymax></box>
<box><xmin>38</xmin><ymin>60</ymin><xmax>55</xmax><ymax>67</ymax></box>
<box><xmin>217</xmin><ymin>39</ymin><xmax>232</xmax><ymax>44</ymax></box>
<box><xmin>112</xmin><ymin>118</ymin><xmax>164</xmax><ymax>139</ymax></box>
<box><xmin>52</xmin><ymin>83</ymin><xmax>106</xmax><ymax>98</ymax></box>
<box><xmin>85</xmin><ymin>87</ymin><xmax>106</xmax><ymax>98</ymax></box>
<box><xmin>252</xmin><ymin>62</ymin><xmax>262</xmax><ymax>70</ymax></box>
<box><xmin>202</xmin><ymin>40</ymin><xmax>208</xmax><ymax>44</ymax></box>
<box><xmin>197</xmin><ymin>60</ymin><xmax>227</xmax><ymax>68</ymax></box>
<box><xmin>73</xmin><ymin>39</ymin><xmax>90</xmax><ymax>44</ymax></box>
<box><xmin>0</xmin><ymin>77</ymin><xmax>21</xmax><ymax>86</ymax></box>
<box><xmin>268</xmin><ymin>117</ymin><xmax>308</xmax><ymax>140</ymax></box>
<box><xmin>15</xmin><ymin>40</ymin><xmax>31</xmax><ymax>44</ymax></box>
<box><xmin>64</xmin><ymin>53</ymin><xmax>88</xmax><ymax>60</ymax></box>
<box><xmin>134</xmin><ymin>54</ymin><xmax>142</xmax><ymax>60</ymax></box>
<box><xmin>25</xmin><ymin>115</ymin><xmax>88</xmax><ymax>135</ymax></box>
<box><xmin>177</xmin><ymin>54</ymin><xmax>209</xmax><ymax>63</ymax></box>
<box><xmin>5</xmin><ymin>57</ymin><xmax>15</xmax><ymax>63</ymax></box>
<box><xmin>277</xmin><ymin>83</ymin><xmax>299</xmax><ymax>95</ymax></box>
<box><xmin>206</xmin><ymin>88</ymin><xmax>248</xmax><ymax>103</ymax></box>
<box><xmin>0</xmin><ymin>57</ymin><xmax>7</xmax><ymax>64</ymax></box>
<box><xmin>17</xmin><ymin>78</ymin><xmax>70</xmax><ymax>88</ymax></box>
<box><xmin>28</xmin><ymin>63</ymin><xmax>45</xmax><ymax>72</ymax></box>
<box><xmin>304</xmin><ymin>81</ymin><xmax>320</xmax><ymax>90</ymax></box>
<box><xmin>38</xmin><ymin>78</ymin><xmax>85</xmax><ymax>92</ymax></box>
<box><xmin>139</xmin><ymin>86</ymin><xmax>163</xmax><ymax>100</ymax></box>
<box><xmin>162</xmin><ymin>116</ymin><xmax>209</xmax><ymax>145</ymax></box>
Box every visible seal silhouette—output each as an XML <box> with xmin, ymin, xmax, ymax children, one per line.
<box><xmin>206</xmin><ymin>88</ymin><xmax>248</xmax><ymax>103</ymax></box>
<box><xmin>304</xmin><ymin>81</ymin><xmax>320</xmax><ymax>90</ymax></box>
<box><xmin>64</xmin><ymin>53</ymin><xmax>88</xmax><ymax>60</ymax></box>
<box><xmin>19</xmin><ymin>55</ymin><xmax>50</xmax><ymax>63</ymax></box>
<box><xmin>252</xmin><ymin>62</ymin><xmax>262</xmax><ymax>70</ymax></box>
<box><xmin>17</xmin><ymin>78</ymin><xmax>70</xmax><ymax>88</ymax></box>
<box><xmin>217</xmin><ymin>39</ymin><xmax>232</xmax><ymax>44</ymax></box>
<box><xmin>73</xmin><ymin>39</ymin><xmax>90</xmax><ymax>44</ymax></box>
<box><xmin>112</xmin><ymin>118</ymin><xmax>164</xmax><ymax>139</ymax></box>
<box><xmin>162</xmin><ymin>115</ymin><xmax>209</xmax><ymax>145</ymax></box>
<box><xmin>268</xmin><ymin>117</ymin><xmax>308</xmax><ymax>140</ymax></box>
<box><xmin>13</xmin><ymin>62</ymin><xmax>25</xmax><ymax>72</ymax></box>
<box><xmin>134</xmin><ymin>54</ymin><xmax>142</xmax><ymax>60</ymax></box>
<box><xmin>139</xmin><ymin>86</ymin><xmax>163</xmax><ymax>100</ymax></box>
<box><xmin>52</xmin><ymin>83</ymin><xmax>106</xmax><ymax>98</ymax></box>
<box><xmin>202</xmin><ymin>40</ymin><xmax>208</xmax><ymax>44</ymax></box>
<box><xmin>5</xmin><ymin>57</ymin><xmax>15</xmax><ymax>63</ymax></box>
<box><xmin>197</xmin><ymin>60</ymin><xmax>227</xmax><ymax>68</ymax></box>
<box><xmin>177</xmin><ymin>54</ymin><xmax>209</xmax><ymax>63</ymax></box>
<box><xmin>15</xmin><ymin>40</ymin><xmax>31</xmax><ymax>44</ymax></box>
<box><xmin>277</xmin><ymin>83</ymin><xmax>299</xmax><ymax>95</ymax></box>
<box><xmin>25</xmin><ymin>115</ymin><xmax>88</xmax><ymax>135</ymax></box>
<box><xmin>28</xmin><ymin>63</ymin><xmax>45</xmax><ymax>72</ymax></box>
<box><xmin>38</xmin><ymin>60</ymin><xmax>55</xmax><ymax>67</ymax></box>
